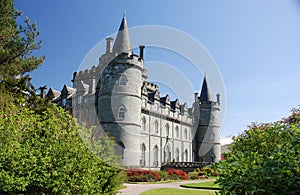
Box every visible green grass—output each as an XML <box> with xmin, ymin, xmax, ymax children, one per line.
<box><xmin>141</xmin><ymin>188</ymin><xmax>218</xmax><ymax>195</ymax></box>
<box><xmin>181</xmin><ymin>181</ymin><xmax>220</xmax><ymax>190</ymax></box>
<box><xmin>128</xmin><ymin>179</ymin><xmax>187</xmax><ymax>184</ymax></box>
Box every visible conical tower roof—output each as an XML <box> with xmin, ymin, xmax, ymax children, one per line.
<box><xmin>199</xmin><ymin>76</ymin><xmax>213</xmax><ymax>102</ymax></box>
<box><xmin>113</xmin><ymin>14</ymin><xmax>132</xmax><ymax>55</ymax></box>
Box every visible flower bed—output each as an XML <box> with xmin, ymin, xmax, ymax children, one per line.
<box><xmin>126</xmin><ymin>168</ymin><xmax>161</xmax><ymax>182</ymax></box>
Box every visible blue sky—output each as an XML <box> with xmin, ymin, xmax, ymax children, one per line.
<box><xmin>15</xmin><ymin>0</ymin><xmax>300</xmax><ymax>142</ymax></box>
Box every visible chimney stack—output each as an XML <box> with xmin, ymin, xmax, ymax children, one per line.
<box><xmin>139</xmin><ymin>45</ymin><xmax>145</xmax><ymax>60</ymax></box>
<box><xmin>216</xmin><ymin>93</ymin><xmax>220</xmax><ymax>105</ymax></box>
<box><xmin>106</xmin><ymin>37</ymin><xmax>114</xmax><ymax>54</ymax></box>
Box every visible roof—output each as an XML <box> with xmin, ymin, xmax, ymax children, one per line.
<box><xmin>199</xmin><ymin>76</ymin><xmax>213</xmax><ymax>102</ymax></box>
<box><xmin>47</xmin><ymin>87</ymin><xmax>61</xmax><ymax>101</ymax></box>
<box><xmin>112</xmin><ymin>14</ymin><xmax>132</xmax><ymax>55</ymax></box>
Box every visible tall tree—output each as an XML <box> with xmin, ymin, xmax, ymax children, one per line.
<box><xmin>0</xmin><ymin>0</ymin><xmax>44</xmax><ymax>79</ymax></box>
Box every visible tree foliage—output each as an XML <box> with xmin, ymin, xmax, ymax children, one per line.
<box><xmin>0</xmin><ymin>85</ymin><xmax>121</xmax><ymax>194</ymax></box>
<box><xmin>0</xmin><ymin>1</ymin><xmax>122</xmax><ymax>194</ymax></box>
<box><xmin>0</xmin><ymin>0</ymin><xmax>44</xmax><ymax>79</ymax></box>
<box><xmin>215</xmin><ymin>110</ymin><xmax>300</xmax><ymax>194</ymax></box>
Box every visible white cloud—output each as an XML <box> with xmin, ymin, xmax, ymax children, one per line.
<box><xmin>220</xmin><ymin>137</ymin><xmax>233</xmax><ymax>145</ymax></box>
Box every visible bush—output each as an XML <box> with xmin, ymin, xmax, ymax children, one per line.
<box><xmin>166</xmin><ymin>169</ymin><xmax>188</xmax><ymax>180</ymax></box>
<box><xmin>0</xmin><ymin>99</ymin><xmax>121</xmax><ymax>194</ymax></box>
<box><xmin>214</xmin><ymin>109</ymin><xmax>300</xmax><ymax>194</ymax></box>
<box><xmin>126</xmin><ymin>169</ymin><xmax>161</xmax><ymax>182</ymax></box>
<box><xmin>158</xmin><ymin>170</ymin><xmax>169</xmax><ymax>181</ymax></box>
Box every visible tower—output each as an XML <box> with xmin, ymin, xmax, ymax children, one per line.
<box><xmin>195</xmin><ymin>76</ymin><xmax>221</xmax><ymax>163</ymax></box>
<box><xmin>96</xmin><ymin>15</ymin><xmax>145</xmax><ymax>167</ymax></box>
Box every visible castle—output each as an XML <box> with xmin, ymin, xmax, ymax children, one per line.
<box><xmin>47</xmin><ymin>15</ymin><xmax>221</xmax><ymax>168</ymax></box>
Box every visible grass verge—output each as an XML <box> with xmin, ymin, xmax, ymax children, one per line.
<box><xmin>141</xmin><ymin>188</ymin><xmax>218</xmax><ymax>195</ymax></box>
<box><xmin>180</xmin><ymin>180</ymin><xmax>220</xmax><ymax>190</ymax></box>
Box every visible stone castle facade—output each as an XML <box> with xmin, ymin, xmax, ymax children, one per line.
<box><xmin>47</xmin><ymin>15</ymin><xmax>221</xmax><ymax>168</ymax></box>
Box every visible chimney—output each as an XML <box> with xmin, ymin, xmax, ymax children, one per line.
<box><xmin>216</xmin><ymin>93</ymin><xmax>220</xmax><ymax>105</ymax></box>
<box><xmin>194</xmin><ymin>93</ymin><xmax>198</xmax><ymax>102</ymax></box>
<box><xmin>139</xmin><ymin>45</ymin><xmax>145</xmax><ymax>60</ymax></box>
<box><xmin>39</xmin><ymin>86</ymin><xmax>47</xmax><ymax>98</ymax></box>
<box><xmin>106</xmin><ymin>37</ymin><xmax>114</xmax><ymax>54</ymax></box>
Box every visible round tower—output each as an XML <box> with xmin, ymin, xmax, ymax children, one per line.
<box><xmin>96</xmin><ymin>15</ymin><xmax>145</xmax><ymax>167</ymax></box>
<box><xmin>195</xmin><ymin>76</ymin><xmax>221</xmax><ymax>163</ymax></box>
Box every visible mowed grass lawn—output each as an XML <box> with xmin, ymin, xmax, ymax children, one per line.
<box><xmin>140</xmin><ymin>188</ymin><xmax>218</xmax><ymax>195</ymax></box>
<box><xmin>181</xmin><ymin>180</ymin><xmax>220</xmax><ymax>190</ymax></box>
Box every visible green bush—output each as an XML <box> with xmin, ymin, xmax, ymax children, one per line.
<box><xmin>215</xmin><ymin>110</ymin><xmax>300</xmax><ymax>194</ymax></box>
<box><xmin>0</xmin><ymin>90</ymin><xmax>121</xmax><ymax>194</ymax></box>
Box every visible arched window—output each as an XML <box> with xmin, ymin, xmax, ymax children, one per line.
<box><xmin>140</xmin><ymin>143</ymin><xmax>146</xmax><ymax>167</ymax></box>
<box><xmin>184</xmin><ymin>128</ymin><xmax>188</xmax><ymax>140</ymax></box>
<box><xmin>119</xmin><ymin>75</ymin><xmax>127</xmax><ymax>86</ymax></box>
<box><xmin>141</xmin><ymin>117</ymin><xmax>146</xmax><ymax>131</ymax></box>
<box><xmin>175</xmin><ymin>148</ymin><xmax>179</xmax><ymax>162</ymax></box>
<box><xmin>118</xmin><ymin>105</ymin><xmax>126</xmax><ymax>120</ymax></box>
<box><xmin>165</xmin><ymin>124</ymin><xmax>169</xmax><ymax>137</ymax></box>
<box><xmin>175</xmin><ymin>126</ymin><xmax>179</xmax><ymax>138</ymax></box>
<box><xmin>164</xmin><ymin>145</ymin><xmax>171</xmax><ymax>162</ymax></box>
<box><xmin>153</xmin><ymin>145</ymin><xmax>158</xmax><ymax>167</ymax></box>
<box><xmin>154</xmin><ymin>120</ymin><xmax>159</xmax><ymax>133</ymax></box>
<box><xmin>184</xmin><ymin>149</ymin><xmax>188</xmax><ymax>162</ymax></box>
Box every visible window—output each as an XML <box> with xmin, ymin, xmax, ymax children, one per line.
<box><xmin>78</xmin><ymin>96</ymin><xmax>82</xmax><ymax>105</ymax></box>
<box><xmin>62</xmin><ymin>98</ymin><xmax>67</xmax><ymax>106</ymax></box>
<box><xmin>153</xmin><ymin>145</ymin><xmax>158</xmax><ymax>167</ymax></box>
<box><xmin>184</xmin><ymin>128</ymin><xmax>188</xmax><ymax>140</ymax></box>
<box><xmin>175</xmin><ymin>126</ymin><xmax>179</xmax><ymax>138</ymax></box>
<box><xmin>119</xmin><ymin>75</ymin><xmax>127</xmax><ymax>86</ymax></box>
<box><xmin>175</xmin><ymin>148</ymin><xmax>179</xmax><ymax>162</ymax></box>
<box><xmin>118</xmin><ymin>106</ymin><xmax>126</xmax><ymax>120</ymax></box>
<box><xmin>140</xmin><ymin>143</ymin><xmax>146</xmax><ymax>167</ymax></box>
<box><xmin>165</xmin><ymin>124</ymin><xmax>169</xmax><ymax>137</ymax></box>
<box><xmin>164</xmin><ymin>145</ymin><xmax>171</xmax><ymax>162</ymax></box>
<box><xmin>154</xmin><ymin>120</ymin><xmax>159</xmax><ymax>133</ymax></box>
<box><xmin>184</xmin><ymin>149</ymin><xmax>188</xmax><ymax>162</ymax></box>
<box><xmin>141</xmin><ymin>117</ymin><xmax>146</xmax><ymax>131</ymax></box>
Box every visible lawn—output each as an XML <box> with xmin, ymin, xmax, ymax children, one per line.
<box><xmin>181</xmin><ymin>180</ymin><xmax>220</xmax><ymax>190</ymax></box>
<box><xmin>140</xmin><ymin>188</ymin><xmax>218</xmax><ymax>195</ymax></box>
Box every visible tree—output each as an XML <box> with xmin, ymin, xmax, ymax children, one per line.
<box><xmin>0</xmin><ymin>0</ymin><xmax>44</xmax><ymax>79</ymax></box>
<box><xmin>0</xmin><ymin>88</ymin><xmax>121</xmax><ymax>194</ymax></box>
<box><xmin>215</xmin><ymin>110</ymin><xmax>300</xmax><ymax>194</ymax></box>
<box><xmin>0</xmin><ymin>1</ymin><xmax>123</xmax><ymax>193</ymax></box>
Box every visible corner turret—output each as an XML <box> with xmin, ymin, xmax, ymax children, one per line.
<box><xmin>194</xmin><ymin>76</ymin><xmax>221</xmax><ymax>163</ymax></box>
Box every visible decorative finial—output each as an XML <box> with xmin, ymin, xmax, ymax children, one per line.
<box><xmin>123</xmin><ymin>12</ymin><xmax>126</xmax><ymax>17</ymax></box>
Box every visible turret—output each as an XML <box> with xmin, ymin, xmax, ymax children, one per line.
<box><xmin>194</xmin><ymin>76</ymin><xmax>221</xmax><ymax>163</ymax></box>
<box><xmin>96</xmin><ymin>14</ymin><xmax>145</xmax><ymax>167</ymax></box>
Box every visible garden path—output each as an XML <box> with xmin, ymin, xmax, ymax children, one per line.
<box><xmin>117</xmin><ymin>179</ymin><xmax>214</xmax><ymax>195</ymax></box>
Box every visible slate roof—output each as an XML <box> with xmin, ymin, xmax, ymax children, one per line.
<box><xmin>199</xmin><ymin>76</ymin><xmax>213</xmax><ymax>102</ymax></box>
<box><xmin>112</xmin><ymin>14</ymin><xmax>132</xmax><ymax>55</ymax></box>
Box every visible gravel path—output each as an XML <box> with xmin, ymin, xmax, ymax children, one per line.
<box><xmin>117</xmin><ymin>179</ymin><xmax>214</xmax><ymax>195</ymax></box>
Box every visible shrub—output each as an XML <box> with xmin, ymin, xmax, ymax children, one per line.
<box><xmin>166</xmin><ymin>169</ymin><xmax>188</xmax><ymax>180</ymax></box>
<box><xmin>158</xmin><ymin>170</ymin><xmax>169</xmax><ymax>181</ymax></box>
<box><xmin>214</xmin><ymin>110</ymin><xmax>300</xmax><ymax>194</ymax></box>
<box><xmin>126</xmin><ymin>169</ymin><xmax>161</xmax><ymax>181</ymax></box>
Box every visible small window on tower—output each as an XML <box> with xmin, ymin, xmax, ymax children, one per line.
<box><xmin>118</xmin><ymin>106</ymin><xmax>126</xmax><ymax>120</ymax></box>
<box><xmin>119</xmin><ymin>75</ymin><xmax>127</xmax><ymax>86</ymax></box>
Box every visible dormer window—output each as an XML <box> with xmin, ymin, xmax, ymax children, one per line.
<box><xmin>62</xmin><ymin>98</ymin><xmax>67</xmax><ymax>106</ymax></box>
<box><xmin>119</xmin><ymin>75</ymin><xmax>127</xmax><ymax>86</ymax></box>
